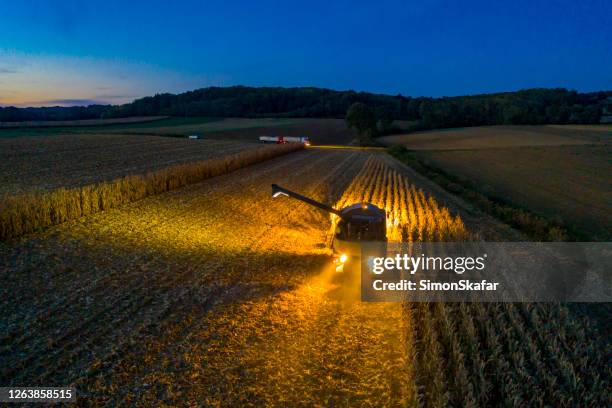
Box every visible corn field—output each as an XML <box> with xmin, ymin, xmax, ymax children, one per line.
<box><xmin>1</xmin><ymin>148</ymin><xmax>608</xmax><ymax>405</ymax></box>
<box><xmin>0</xmin><ymin>142</ymin><xmax>302</xmax><ymax>240</ymax></box>
<box><xmin>334</xmin><ymin>155</ymin><xmax>470</xmax><ymax>243</ymax></box>
<box><xmin>398</xmin><ymin>301</ymin><xmax>610</xmax><ymax>407</ymax></box>
<box><xmin>332</xmin><ymin>155</ymin><xmax>609</xmax><ymax>406</ymax></box>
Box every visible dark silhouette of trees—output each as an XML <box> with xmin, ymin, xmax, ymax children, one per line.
<box><xmin>0</xmin><ymin>105</ymin><xmax>110</xmax><ymax>122</ymax></box>
<box><xmin>1</xmin><ymin>86</ymin><xmax>610</xmax><ymax>130</ymax></box>
<box><xmin>375</xmin><ymin>106</ymin><xmax>393</xmax><ymax>133</ymax></box>
<box><xmin>346</xmin><ymin>103</ymin><xmax>376</xmax><ymax>133</ymax></box>
<box><xmin>346</xmin><ymin>102</ymin><xmax>378</xmax><ymax>145</ymax></box>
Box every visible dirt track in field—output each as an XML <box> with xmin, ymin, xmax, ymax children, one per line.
<box><xmin>1</xmin><ymin>149</ymin><xmax>608</xmax><ymax>406</ymax></box>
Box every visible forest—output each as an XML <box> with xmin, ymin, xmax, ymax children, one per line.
<box><xmin>2</xmin><ymin>86</ymin><xmax>610</xmax><ymax>131</ymax></box>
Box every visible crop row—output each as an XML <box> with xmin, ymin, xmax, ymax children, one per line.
<box><xmin>334</xmin><ymin>155</ymin><xmax>470</xmax><ymax>242</ymax></box>
<box><xmin>334</xmin><ymin>155</ymin><xmax>608</xmax><ymax>406</ymax></box>
<box><xmin>400</xmin><ymin>297</ymin><xmax>609</xmax><ymax>406</ymax></box>
<box><xmin>0</xmin><ymin>143</ymin><xmax>303</xmax><ymax>241</ymax></box>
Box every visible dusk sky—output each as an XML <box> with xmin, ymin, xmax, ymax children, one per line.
<box><xmin>1</xmin><ymin>0</ymin><xmax>610</xmax><ymax>107</ymax></box>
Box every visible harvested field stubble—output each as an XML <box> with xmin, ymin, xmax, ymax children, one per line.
<box><xmin>0</xmin><ymin>134</ymin><xmax>259</xmax><ymax>194</ymax></box>
<box><xmin>0</xmin><ymin>142</ymin><xmax>302</xmax><ymax>240</ymax></box>
<box><xmin>379</xmin><ymin>125</ymin><xmax>607</xmax><ymax>150</ymax></box>
<box><xmin>413</xmin><ymin>144</ymin><xmax>612</xmax><ymax>240</ymax></box>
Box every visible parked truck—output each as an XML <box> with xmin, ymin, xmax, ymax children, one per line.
<box><xmin>259</xmin><ymin>136</ymin><xmax>310</xmax><ymax>146</ymax></box>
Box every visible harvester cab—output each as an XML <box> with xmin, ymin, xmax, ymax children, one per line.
<box><xmin>271</xmin><ymin>184</ymin><xmax>387</xmax><ymax>271</ymax></box>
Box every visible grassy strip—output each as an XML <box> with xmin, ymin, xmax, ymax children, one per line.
<box><xmin>0</xmin><ymin>143</ymin><xmax>303</xmax><ymax>241</ymax></box>
<box><xmin>0</xmin><ymin>116</ymin><xmax>169</xmax><ymax>129</ymax></box>
<box><xmin>388</xmin><ymin>145</ymin><xmax>576</xmax><ymax>241</ymax></box>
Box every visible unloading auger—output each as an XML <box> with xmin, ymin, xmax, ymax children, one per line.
<box><xmin>271</xmin><ymin>184</ymin><xmax>387</xmax><ymax>270</ymax></box>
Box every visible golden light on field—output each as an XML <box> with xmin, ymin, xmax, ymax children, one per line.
<box><xmin>81</xmin><ymin>154</ymin><xmax>470</xmax><ymax>273</ymax></box>
<box><xmin>3</xmin><ymin>145</ymin><xmax>607</xmax><ymax>406</ymax></box>
<box><xmin>333</xmin><ymin>156</ymin><xmax>469</xmax><ymax>243</ymax></box>
<box><xmin>0</xmin><ymin>142</ymin><xmax>302</xmax><ymax>240</ymax></box>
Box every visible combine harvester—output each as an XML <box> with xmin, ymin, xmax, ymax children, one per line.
<box><xmin>271</xmin><ymin>184</ymin><xmax>386</xmax><ymax>271</ymax></box>
<box><xmin>259</xmin><ymin>135</ymin><xmax>310</xmax><ymax>146</ymax></box>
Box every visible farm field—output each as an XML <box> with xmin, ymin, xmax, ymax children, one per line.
<box><xmin>0</xmin><ymin>117</ymin><xmax>359</xmax><ymax>145</ymax></box>
<box><xmin>379</xmin><ymin>125</ymin><xmax>609</xmax><ymax>150</ymax></box>
<box><xmin>0</xmin><ymin>134</ymin><xmax>256</xmax><ymax>195</ymax></box>
<box><xmin>381</xmin><ymin>126</ymin><xmax>611</xmax><ymax>240</ymax></box>
<box><xmin>0</xmin><ymin>116</ymin><xmax>168</xmax><ymax>128</ymax></box>
<box><xmin>103</xmin><ymin>117</ymin><xmax>297</xmax><ymax>137</ymax></box>
<box><xmin>0</xmin><ymin>149</ymin><xmax>608</xmax><ymax>405</ymax></box>
<box><xmin>547</xmin><ymin>124</ymin><xmax>612</xmax><ymax>132</ymax></box>
<box><xmin>187</xmin><ymin>118</ymin><xmax>358</xmax><ymax>145</ymax></box>
<box><xmin>0</xmin><ymin>117</ymin><xmax>273</xmax><ymax>138</ymax></box>
<box><xmin>414</xmin><ymin>144</ymin><xmax>611</xmax><ymax>240</ymax></box>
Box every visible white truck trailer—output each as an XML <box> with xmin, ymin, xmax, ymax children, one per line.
<box><xmin>259</xmin><ymin>136</ymin><xmax>310</xmax><ymax>146</ymax></box>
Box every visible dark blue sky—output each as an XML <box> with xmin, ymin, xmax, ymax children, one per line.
<box><xmin>1</xmin><ymin>0</ymin><xmax>610</xmax><ymax>106</ymax></box>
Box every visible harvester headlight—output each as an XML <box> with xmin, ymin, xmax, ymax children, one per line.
<box><xmin>339</xmin><ymin>254</ymin><xmax>348</xmax><ymax>263</ymax></box>
<box><xmin>272</xmin><ymin>191</ymin><xmax>289</xmax><ymax>198</ymax></box>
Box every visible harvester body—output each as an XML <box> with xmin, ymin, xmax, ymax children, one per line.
<box><xmin>271</xmin><ymin>184</ymin><xmax>387</xmax><ymax>260</ymax></box>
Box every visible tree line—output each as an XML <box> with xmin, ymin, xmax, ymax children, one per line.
<box><xmin>0</xmin><ymin>105</ymin><xmax>111</xmax><ymax>123</ymax></box>
<box><xmin>2</xmin><ymin>86</ymin><xmax>610</xmax><ymax>132</ymax></box>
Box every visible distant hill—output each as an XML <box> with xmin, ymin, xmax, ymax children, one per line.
<box><xmin>2</xmin><ymin>86</ymin><xmax>611</xmax><ymax>131</ymax></box>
